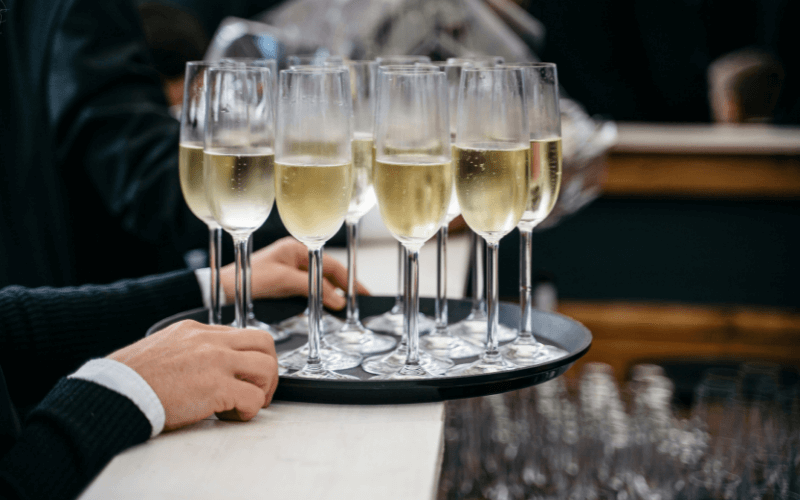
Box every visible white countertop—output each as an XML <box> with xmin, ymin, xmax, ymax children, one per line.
<box><xmin>80</xmin><ymin>401</ymin><xmax>445</xmax><ymax>500</ymax></box>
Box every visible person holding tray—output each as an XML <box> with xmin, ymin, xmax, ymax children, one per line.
<box><xmin>0</xmin><ymin>237</ymin><xmax>351</xmax><ymax>500</ymax></box>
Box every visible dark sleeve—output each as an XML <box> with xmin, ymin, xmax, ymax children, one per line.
<box><xmin>0</xmin><ymin>378</ymin><xmax>151</xmax><ymax>500</ymax></box>
<box><xmin>47</xmin><ymin>0</ymin><xmax>205</xmax><ymax>251</ymax></box>
<box><xmin>0</xmin><ymin>270</ymin><xmax>202</xmax><ymax>411</ymax></box>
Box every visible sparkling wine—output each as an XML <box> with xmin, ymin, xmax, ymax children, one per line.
<box><xmin>519</xmin><ymin>138</ymin><xmax>562</xmax><ymax>228</ymax></box>
<box><xmin>373</xmin><ymin>154</ymin><xmax>452</xmax><ymax>247</ymax></box>
<box><xmin>179</xmin><ymin>142</ymin><xmax>216</xmax><ymax>225</ymax></box>
<box><xmin>453</xmin><ymin>143</ymin><xmax>529</xmax><ymax>241</ymax></box>
<box><xmin>275</xmin><ymin>158</ymin><xmax>352</xmax><ymax>247</ymax></box>
<box><xmin>204</xmin><ymin>149</ymin><xmax>275</xmax><ymax>235</ymax></box>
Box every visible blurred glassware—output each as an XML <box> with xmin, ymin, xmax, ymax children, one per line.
<box><xmin>687</xmin><ymin>471</ymin><xmax>742</xmax><ymax>500</ymax></box>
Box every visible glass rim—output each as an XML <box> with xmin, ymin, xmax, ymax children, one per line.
<box><xmin>461</xmin><ymin>66</ymin><xmax>525</xmax><ymax>73</ymax></box>
<box><xmin>503</xmin><ymin>61</ymin><xmax>557</xmax><ymax>68</ymax></box>
<box><xmin>207</xmin><ymin>65</ymin><xmax>271</xmax><ymax>76</ymax></box>
<box><xmin>283</xmin><ymin>66</ymin><xmax>348</xmax><ymax>74</ymax></box>
<box><xmin>378</xmin><ymin>64</ymin><xmax>440</xmax><ymax>74</ymax></box>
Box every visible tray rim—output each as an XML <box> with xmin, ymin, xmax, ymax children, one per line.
<box><xmin>146</xmin><ymin>297</ymin><xmax>592</xmax><ymax>404</ymax></box>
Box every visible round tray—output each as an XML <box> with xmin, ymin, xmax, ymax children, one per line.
<box><xmin>147</xmin><ymin>296</ymin><xmax>591</xmax><ymax>404</ymax></box>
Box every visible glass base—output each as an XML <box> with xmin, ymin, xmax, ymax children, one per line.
<box><xmin>277</xmin><ymin>310</ymin><xmax>344</xmax><ymax>336</ymax></box>
<box><xmin>420</xmin><ymin>328</ymin><xmax>484</xmax><ymax>359</ymax></box>
<box><xmin>278</xmin><ymin>342</ymin><xmax>362</xmax><ymax>371</ymax></box>
<box><xmin>370</xmin><ymin>362</ymin><xmax>435</xmax><ymax>380</ymax></box>
<box><xmin>446</xmin><ymin>352</ymin><xmax>518</xmax><ymax>376</ymax></box>
<box><xmin>362</xmin><ymin>344</ymin><xmax>453</xmax><ymax>376</ymax></box>
<box><xmin>499</xmin><ymin>337</ymin><xmax>569</xmax><ymax>367</ymax></box>
<box><xmin>362</xmin><ymin>309</ymin><xmax>435</xmax><ymax>336</ymax></box>
<box><xmin>325</xmin><ymin>321</ymin><xmax>397</xmax><ymax>355</ymax></box>
<box><xmin>244</xmin><ymin>314</ymin><xmax>291</xmax><ymax>343</ymax></box>
<box><xmin>450</xmin><ymin>313</ymin><xmax>518</xmax><ymax>344</ymax></box>
<box><xmin>289</xmin><ymin>363</ymin><xmax>359</xmax><ymax>380</ymax></box>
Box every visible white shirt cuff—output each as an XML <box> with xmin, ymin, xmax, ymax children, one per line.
<box><xmin>68</xmin><ymin>358</ymin><xmax>165</xmax><ymax>438</ymax></box>
<box><xmin>194</xmin><ymin>268</ymin><xmax>228</xmax><ymax>308</ymax></box>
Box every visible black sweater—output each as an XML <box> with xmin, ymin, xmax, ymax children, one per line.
<box><xmin>0</xmin><ymin>270</ymin><xmax>202</xmax><ymax>500</ymax></box>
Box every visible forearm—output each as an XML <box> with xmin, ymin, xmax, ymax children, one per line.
<box><xmin>0</xmin><ymin>379</ymin><xmax>151</xmax><ymax>500</ymax></box>
<box><xmin>0</xmin><ymin>270</ymin><xmax>202</xmax><ymax>409</ymax></box>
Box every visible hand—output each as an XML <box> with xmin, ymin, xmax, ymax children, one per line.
<box><xmin>107</xmin><ymin>320</ymin><xmax>278</xmax><ymax>431</ymax></box>
<box><xmin>219</xmin><ymin>237</ymin><xmax>369</xmax><ymax>311</ymax></box>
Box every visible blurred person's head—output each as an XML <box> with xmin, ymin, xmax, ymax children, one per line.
<box><xmin>137</xmin><ymin>2</ymin><xmax>210</xmax><ymax>108</ymax></box>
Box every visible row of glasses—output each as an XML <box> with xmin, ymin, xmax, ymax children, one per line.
<box><xmin>184</xmin><ymin>55</ymin><xmax>573</xmax><ymax>380</ymax></box>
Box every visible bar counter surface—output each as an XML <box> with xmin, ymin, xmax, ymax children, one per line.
<box><xmin>79</xmin><ymin>401</ymin><xmax>445</xmax><ymax>500</ymax></box>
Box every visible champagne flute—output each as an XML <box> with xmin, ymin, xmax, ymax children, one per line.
<box><xmin>274</xmin><ymin>66</ymin><xmax>360</xmax><ymax>379</ymax></box>
<box><xmin>444</xmin><ymin>57</ymin><xmax>519</xmax><ymax>345</ymax></box>
<box><xmin>501</xmin><ymin>62</ymin><xmax>568</xmax><ymax>366</ymax></box>
<box><xmin>179</xmin><ymin>61</ymin><xmax>224</xmax><ymax>325</ymax></box>
<box><xmin>218</xmin><ymin>57</ymin><xmax>289</xmax><ymax>341</ymax></box>
<box><xmin>324</xmin><ymin>60</ymin><xmax>397</xmax><ymax>355</ymax></box>
<box><xmin>362</xmin><ymin>61</ymin><xmax>436</xmax><ymax>337</ymax></box>
<box><xmin>204</xmin><ymin>66</ymin><xmax>275</xmax><ymax>329</ymax></box>
<box><xmin>273</xmin><ymin>62</ymin><xmax>346</xmax><ymax>339</ymax></box>
<box><xmin>448</xmin><ymin>67</ymin><xmax>530</xmax><ymax>375</ymax></box>
<box><xmin>367</xmin><ymin>67</ymin><xmax>454</xmax><ymax>379</ymax></box>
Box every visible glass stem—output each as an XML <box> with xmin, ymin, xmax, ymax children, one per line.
<box><xmin>519</xmin><ymin>228</ymin><xmax>535</xmax><ymax>341</ymax></box>
<box><xmin>233</xmin><ymin>235</ymin><xmax>249</xmax><ymax>329</ymax></box>
<box><xmin>392</xmin><ymin>242</ymin><xmax>404</xmax><ymax>312</ymax></box>
<box><xmin>246</xmin><ymin>234</ymin><xmax>255</xmax><ymax>319</ymax></box>
<box><xmin>471</xmin><ymin>231</ymin><xmax>486</xmax><ymax>314</ymax></box>
<box><xmin>345</xmin><ymin>221</ymin><xmax>359</xmax><ymax>325</ymax></box>
<box><xmin>434</xmin><ymin>225</ymin><xmax>449</xmax><ymax>332</ymax></box>
<box><xmin>306</xmin><ymin>247</ymin><xmax>324</xmax><ymax>371</ymax></box>
<box><xmin>405</xmin><ymin>247</ymin><xmax>421</xmax><ymax>367</ymax></box>
<box><xmin>209</xmin><ymin>227</ymin><xmax>223</xmax><ymax>325</ymax></box>
<box><xmin>485</xmin><ymin>241</ymin><xmax>500</xmax><ymax>357</ymax></box>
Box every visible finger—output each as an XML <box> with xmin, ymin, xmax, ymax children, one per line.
<box><xmin>220</xmin><ymin>328</ymin><xmax>276</xmax><ymax>357</ymax></box>
<box><xmin>262</xmin><ymin>357</ymin><xmax>279</xmax><ymax>408</ymax></box>
<box><xmin>321</xmin><ymin>254</ymin><xmax>349</xmax><ymax>291</ymax></box>
<box><xmin>228</xmin><ymin>351</ymin><xmax>275</xmax><ymax>388</ymax></box>
<box><xmin>354</xmin><ymin>279</ymin><xmax>370</xmax><ymax>296</ymax></box>
<box><xmin>321</xmin><ymin>279</ymin><xmax>346</xmax><ymax>310</ymax></box>
<box><xmin>217</xmin><ymin>379</ymin><xmax>266</xmax><ymax>422</ymax></box>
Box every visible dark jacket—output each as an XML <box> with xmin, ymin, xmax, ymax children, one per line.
<box><xmin>0</xmin><ymin>0</ymin><xmax>207</xmax><ymax>289</ymax></box>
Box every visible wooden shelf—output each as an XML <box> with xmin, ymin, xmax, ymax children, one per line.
<box><xmin>557</xmin><ymin>300</ymin><xmax>800</xmax><ymax>382</ymax></box>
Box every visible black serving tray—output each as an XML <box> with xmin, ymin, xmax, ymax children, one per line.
<box><xmin>147</xmin><ymin>296</ymin><xmax>591</xmax><ymax>404</ymax></box>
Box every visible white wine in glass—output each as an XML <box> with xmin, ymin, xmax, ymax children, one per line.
<box><xmin>204</xmin><ymin>66</ymin><xmax>275</xmax><ymax>329</ymax></box>
<box><xmin>275</xmin><ymin>66</ymin><xmax>360</xmax><ymax>380</ymax></box>
<box><xmin>364</xmin><ymin>67</ymin><xmax>454</xmax><ymax>379</ymax></box>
